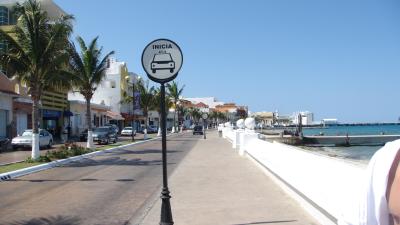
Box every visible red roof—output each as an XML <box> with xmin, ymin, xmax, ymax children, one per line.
<box><xmin>194</xmin><ymin>102</ymin><xmax>209</xmax><ymax>108</ymax></box>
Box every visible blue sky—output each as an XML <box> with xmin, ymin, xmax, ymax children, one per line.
<box><xmin>55</xmin><ymin>0</ymin><xmax>400</xmax><ymax>123</ymax></box>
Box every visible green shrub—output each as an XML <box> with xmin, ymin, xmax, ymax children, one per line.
<box><xmin>24</xmin><ymin>155</ymin><xmax>51</xmax><ymax>163</ymax></box>
<box><xmin>69</xmin><ymin>144</ymin><xmax>91</xmax><ymax>156</ymax></box>
<box><xmin>46</xmin><ymin>148</ymin><xmax>69</xmax><ymax>159</ymax></box>
<box><xmin>23</xmin><ymin>143</ymin><xmax>92</xmax><ymax>163</ymax></box>
<box><xmin>45</xmin><ymin>143</ymin><xmax>91</xmax><ymax>160</ymax></box>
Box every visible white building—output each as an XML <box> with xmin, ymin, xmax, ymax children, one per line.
<box><xmin>292</xmin><ymin>111</ymin><xmax>314</xmax><ymax>125</ymax></box>
<box><xmin>0</xmin><ymin>76</ymin><xmax>15</xmax><ymax>138</ymax></box>
<box><xmin>0</xmin><ymin>72</ymin><xmax>32</xmax><ymax>138</ymax></box>
<box><xmin>321</xmin><ymin>118</ymin><xmax>338</xmax><ymax>126</ymax></box>
<box><xmin>68</xmin><ymin>57</ymin><xmax>131</xmax><ymax>130</ymax></box>
<box><xmin>69</xmin><ymin>100</ymin><xmax>111</xmax><ymax>136</ymax></box>
<box><xmin>1</xmin><ymin>0</ymin><xmax>66</xmax><ymax>19</ymax></box>
<box><xmin>148</xmin><ymin>110</ymin><xmax>176</xmax><ymax>130</ymax></box>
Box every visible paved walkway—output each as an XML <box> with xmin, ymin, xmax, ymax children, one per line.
<box><xmin>138</xmin><ymin>131</ymin><xmax>320</xmax><ymax>225</ymax></box>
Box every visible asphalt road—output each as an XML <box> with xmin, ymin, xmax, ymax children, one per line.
<box><xmin>0</xmin><ymin>132</ymin><xmax>200</xmax><ymax>225</ymax></box>
<box><xmin>0</xmin><ymin>134</ymin><xmax>158</xmax><ymax>166</ymax></box>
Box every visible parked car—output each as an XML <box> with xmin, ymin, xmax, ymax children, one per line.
<box><xmin>0</xmin><ymin>137</ymin><xmax>10</xmax><ymax>152</ymax></box>
<box><xmin>104</xmin><ymin>124</ymin><xmax>119</xmax><ymax>134</ymax></box>
<box><xmin>11</xmin><ymin>129</ymin><xmax>53</xmax><ymax>149</ymax></box>
<box><xmin>79</xmin><ymin>129</ymin><xmax>88</xmax><ymax>141</ymax></box>
<box><xmin>147</xmin><ymin>125</ymin><xmax>158</xmax><ymax>133</ymax></box>
<box><xmin>121</xmin><ymin>127</ymin><xmax>136</xmax><ymax>136</ymax></box>
<box><xmin>193</xmin><ymin>125</ymin><xmax>204</xmax><ymax>135</ymax></box>
<box><xmin>92</xmin><ymin>126</ymin><xmax>118</xmax><ymax>144</ymax></box>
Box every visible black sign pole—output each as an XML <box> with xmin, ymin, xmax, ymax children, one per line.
<box><xmin>131</xmin><ymin>84</ymin><xmax>135</xmax><ymax>142</ymax></box>
<box><xmin>203</xmin><ymin>119</ymin><xmax>206</xmax><ymax>139</ymax></box>
<box><xmin>142</xmin><ymin>39</ymin><xmax>182</xmax><ymax>225</ymax></box>
<box><xmin>160</xmin><ymin>82</ymin><xmax>173</xmax><ymax>225</ymax></box>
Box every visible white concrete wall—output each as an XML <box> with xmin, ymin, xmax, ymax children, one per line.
<box><xmin>222</xmin><ymin>128</ymin><xmax>366</xmax><ymax>224</ymax></box>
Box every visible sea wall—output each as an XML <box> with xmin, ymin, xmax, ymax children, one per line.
<box><xmin>222</xmin><ymin>128</ymin><xmax>366</xmax><ymax>224</ymax></box>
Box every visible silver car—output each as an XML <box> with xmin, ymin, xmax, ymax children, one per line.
<box><xmin>11</xmin><ymin>129</ymin><xmax>53</xmax><ymax>149</ymax></box>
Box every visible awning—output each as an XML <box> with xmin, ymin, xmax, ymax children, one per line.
<box><xmin>43</xmin><ymin>109</ymin><xmax>61</xmax><ymax>119</ymax></box>
<box><xmin>106</xmin><ymin>111</ymin><xmax>125</xmax><ymax>120</ymax></box>
<box><xmin>63</xmin><ymin>110</ymin><xmax>73</xmax><ymax>117</ymax></box>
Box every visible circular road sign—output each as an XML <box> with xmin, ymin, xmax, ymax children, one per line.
<box><xmin>202</xmin><ymin>113</ymin><xmax>208</xmax><ymax>120</ymax></box>
<box><xmin>142</xmin><ymin>39</ymin><xmax>183</xmax><ymax>83</ymax></box>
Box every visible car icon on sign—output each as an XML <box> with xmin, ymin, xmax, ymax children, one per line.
<box><xmin>151</xmin><ymin>53</ymin><xmax>175</xmax><ymax>73</ymax></box>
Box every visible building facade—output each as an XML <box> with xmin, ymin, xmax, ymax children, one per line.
<box><xmin>0</xmin><ymin>0</ymin><xmax>70</xmax><ymax>138</ymax></box>
<box><xmin>68</xmin><ymin>58</ymin><xmax>129</xmax><ymax>131</ymax></box>
<box><xmin>69</xmin><ymin>100</ymin><xmax>110</xmax><ymax>136</ymax></box>
<box><xmin>252</xmin><ymin>111</ymin><xmax>275</xmax><ymax>127</ymax></box>
<box><xmin>0</xmin><ymin>72</ymin><xmax>33</xmax><ymax>138</ymax></box>
<box><xmin>292</xmin><ymin>111</ymin><xmax>314</xmax><ymax>125</ymax></box>
<box><xmin>0</xmin><ymin>74</ymin><xmax>16</xmax><ymax>138</ymax></box>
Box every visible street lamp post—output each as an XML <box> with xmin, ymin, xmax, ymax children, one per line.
<box><xmin>202</xmin><ymin>113</ymin><xmax>208</xmax><ymax>139</ymax></box>
<box><xmin>131</xmin><ymin>80</ymin><xmax>135</xmax><ymax>142</ymax></box>
<box><xmin>142</xmin><ymin>39</ymin><xmax>183</xmax><ymax>225</ymax></box>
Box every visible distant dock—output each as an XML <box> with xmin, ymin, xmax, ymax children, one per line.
<box><xmin>260</xmin><ymin>133</ymin><xmax>400</xmax><ymax>147</ymax></box>
<box><xmin>302</xmin><ymin>135</ymin><xmax>400</xmax><ymax>146</ymax></box>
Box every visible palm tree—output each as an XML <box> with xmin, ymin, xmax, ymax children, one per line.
<box><xmin>68</xmin><ymin>36</ymin><xmax>114</xmax><ymax>149</ymax></box>
<box><xmin>166</xmin><ymin>81</ymin><xmax>185</xmax><ymax>133</ymax></box>
<box><xmin>188</xmin><ymin>107</ymin><xmax>201</xmax><ymax>124</ymax></box>
<box><xmin>216</xmin><ymin>111</ymin><xmax>227</xmax><ymax>124</ymax></box>
<box><xmin>152</xmin><ymin>87</ymin><xmax>172</xmax><ymax>136</ymax></box>
<box><xmin>120</xmin><ymin>77</ymin><xmax>140</xmax><ymax>139</ymax></box>
<box><xmin>136</xmin><ymin>79</ymin><xmax>155</xmax><ymax>139</ymax></box>
<box><xmin>0</xmin><ymin>0</ymin><xmax>73</xmax><ymax>159</ymax></box>
<box><xmin>209</xmin><ymin>111</ymin><xmax>218</xmax><ymax>128</ymax></box>
<box><xmin>177</xmin><ymin>106</ymin><xmax>188</xmax><ymax>132</ymax></box>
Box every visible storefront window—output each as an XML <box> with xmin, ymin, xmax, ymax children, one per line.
<box><xmin>0</xmin><ymin>6</ymin><xmax>9</xmax><ymax>26</ymax></box>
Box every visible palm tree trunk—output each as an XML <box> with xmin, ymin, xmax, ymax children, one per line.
<box><xmin>144</xmin><ymin>110</ymin><xmax>148</xmax><ymax>139</ymax></box>
<box><xmin>86</xmin><ymin>98</ymin><xmax>94</xmax><ymax>149</ymax></box>
<box><xmin>157</xmin><ymin>110</ymin><xmax>162</xmax><ymax>136</ymax></box>
<box><xmin>172</xmin><ymin>110</ymin><xmax>176</xmax><ymax>133</ymax></box>
<box><xmin>31</xmin><ymin>96</ymin><xmax>40</xmax><ymax>159</ymax></box>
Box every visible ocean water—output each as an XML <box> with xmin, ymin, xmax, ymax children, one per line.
<box><xmin>300</xmin><ymin>124</ymin><xmax>400</xmax><ymax>164</ymax></box>
<box><xmin>302</xmin><ymin>124</ymin><xmax>400</xmax><ymax>136</ymax></box>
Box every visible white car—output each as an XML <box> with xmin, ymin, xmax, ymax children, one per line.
<box><xmin>11</xmin><ymin>129</ymin><xmax>53</xmax><ymax>149</ymax></box>
<box><xmin>121</xmin><ymin>127</ymin><xmax>136</xmax><ymax>136</ymax></box>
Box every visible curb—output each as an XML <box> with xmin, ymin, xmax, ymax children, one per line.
<box><xmin>0</xmin><ymin>134</ymin><xmax>172</xmax><ymax>182</ymax></box>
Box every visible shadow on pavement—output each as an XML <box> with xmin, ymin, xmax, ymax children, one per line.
<box><xmin>7</xmin><ymin>178</ymin><xmax>135</xmax><ymax>183</ymax></box>
<box><xmin>108</xmin><ymin>149</ymin><xmax>182</xmax><ymax>155</ymax></box>
<box><xmin>9</xmin><ymin>215</ymin><xmax>81</xmax><ymax>225</ymax></box>
<box><xmin>63</xmin><ymin>157</ymin><xmax>175</xmax><ymax>168</ymax></box>
<box><xmin>231</xmin><ymin>220</ymin><xmax>297</xmax><ymax>225</ymax></box>
<box><xmin>166</xmin><ymin>138</ymin><xmax>200</xmax><ymax>142</ymax></box>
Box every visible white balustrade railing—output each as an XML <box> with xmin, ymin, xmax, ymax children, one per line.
<box><xmin>221</xmin><ymin>128</ymin><xmax>366</xmax><ymax>224</ymax></box>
